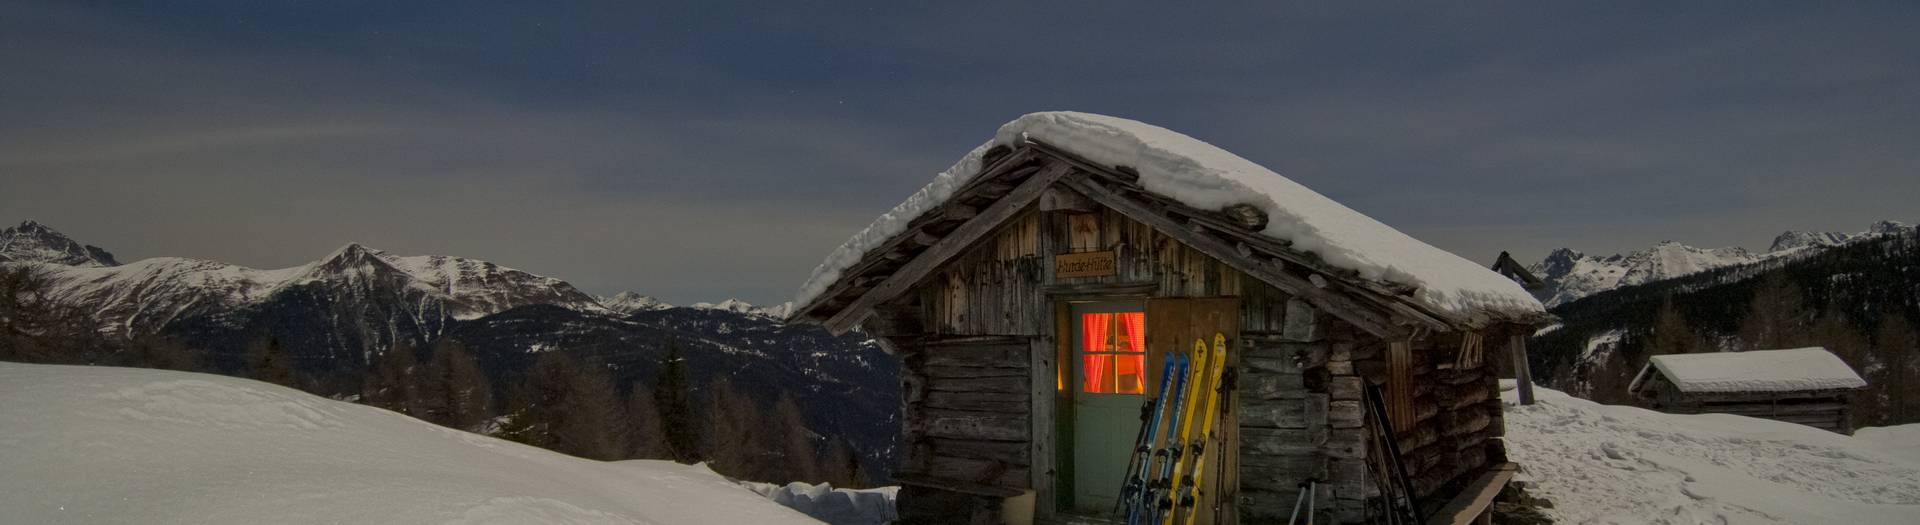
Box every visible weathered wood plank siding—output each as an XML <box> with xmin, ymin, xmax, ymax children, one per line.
<box><xmin>900</xmin><ymin>337</ymin><xmax>1034</xmax><ymax>492</ymax></box>
<box><xmin>920</xmin><ymin>208</ymin><xmax>1249</xmax><ymax>336</ymax></box>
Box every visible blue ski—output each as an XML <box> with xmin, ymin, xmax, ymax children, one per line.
<box><xmin>1117</xmin><ymin>354</ymin><xmax>1182</xmax><ymax>516</ymax></box>
<box><xmin>1131</xmin><ymin>353</ymin><xmax>1189</xmax><ymax>525</ymax></box>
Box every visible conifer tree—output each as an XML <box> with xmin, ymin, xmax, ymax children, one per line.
<box><xmin>653</xmin><ymin>339</ymin><xmax>698</xmax><ymax>462</ymax></box>
<box><xmin>1650</xmin><ymin>298</ymin><xmax>1709</xmax><ymax>355</ymax></box>
<box><xmin>1809</xmin><ymin>308</ymin><xmax>1875</xmax><ymax>427</ymax></box>
<box><xmin>1738</xmin><ymin>274</ymin><xmax>1807</xmax><ymax>349</ymax></box>
<box><xmin>1874</xmin><ymin>313</ymin><xmax>1917</xmax><ymax>423</ymax></box>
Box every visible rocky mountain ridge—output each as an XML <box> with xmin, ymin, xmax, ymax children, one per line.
<box><xmin>0</xmin><ymin>220</ymin><xmax>120</xmax><ymax>267</ymax></box>
<box><xmin>1528</xmin><ymin>220</ymin><xmax>1911</xmax><ymax>307</ymax></box>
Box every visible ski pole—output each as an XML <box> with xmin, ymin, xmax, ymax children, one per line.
<box><xmin>1286</xmin><ymin>485</ymin><xmax>1308</xmax><ymax>525</ymax></box>
<box><xmin>1306</xmin><ymin>480</ymin><xmax>1316</xmax><ymax>525</ymax></box>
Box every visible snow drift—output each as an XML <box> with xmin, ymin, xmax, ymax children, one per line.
<box><xmin>1503</xmin><ymin>383</ymin><xmax>1920</xmax><ymax>524</ymax></box>
<box><xmin>0</xmin><ymin>362</ymin><xmax>818</xmax><ymax>525</ymax></box>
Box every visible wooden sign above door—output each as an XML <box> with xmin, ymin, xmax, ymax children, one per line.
<box><xmin>1056</xmin><ymin>250</ymin><xmax>1117</xmax><ymax>278</ymax></box>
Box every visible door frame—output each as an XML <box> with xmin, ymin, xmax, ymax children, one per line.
<box><xmin>1062</xmin><ymin>300</ymin><xmax>1147</xmax><ymax>513</ymax></box>
<box><xmin>1036</xmin><ymin>285</ymin><xmax>1154</xmax><ymax>520</ymax></box>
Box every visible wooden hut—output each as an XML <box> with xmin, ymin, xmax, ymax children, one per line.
<box><xmin>1627</xmin><ymin>347</ymin><xmax>1867</xmax><ymax>434</ymax></box>
<box><xmin>787</xmin><ymin>113</ymin><xmax>1552</xmax><ymax>524</ymax></box>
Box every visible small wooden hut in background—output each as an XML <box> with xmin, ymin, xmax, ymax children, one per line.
<box><xmin>1628</xmin><ymin>347</ymin><xmax>1868</xmax><ymax>434</ymax></box>
<box><xmin>787</xmin><ymin>112</ymin><xmax>1552</xmax><ymax>524</ymax></box>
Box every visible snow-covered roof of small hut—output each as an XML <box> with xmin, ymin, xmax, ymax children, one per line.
<box><xmin>1629</xmin><ymin>347</ymin><xmax>1868</xmax><ymax>394</ymax></box>
<box><xmin>793</xmin><ymin>111</ymin><xmax>1547</xmax><ymax>320</ymax></box>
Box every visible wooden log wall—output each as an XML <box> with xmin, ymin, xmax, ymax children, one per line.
<box><xmin>1348</xmin><ymin>330</ymin><xmax>1507</xmax><ymax>520</ymax></box>
<box><xmin>899</xmin><ymin>337</ymin><xmax>1035</xmax><ymax>491</ymax></box>
<box><xmin>1236</xmin><ymin>307</ymin><xmax>1388</xmax><ymax>524</ymax></box>
<box><xmin>1235</xmin><ymin>312</ymin><xmax>1509</xmax><ymax>524</ymax></box>
<box><xmin>1235</xmin><ymin>331</ymin><xmax>1328</xmax><ymax>521</ymax></box>
<box><xmin>1657</xmin><ymin>387</ymin><xmax>1856</xmax><ymax>434</ymax></box>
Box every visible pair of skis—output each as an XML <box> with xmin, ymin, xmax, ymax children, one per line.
<box><xmin>1119</xmin><ymin>334</ymin><xmax>1231</xmax><ymax>525</ymax></box>
<box><xmin>1120</xmin><ymin>352</ymin><xmax>1185</xmax><ymax>525</ymax></box>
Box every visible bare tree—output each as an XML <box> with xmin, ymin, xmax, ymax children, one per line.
<box><xmin>555</xmin><ymin>359</ymin><xmax>625</xmax><ymax>461</ymax></box>
<box><xmin>702</xmin><ymin>378</ymin><xmax>761</xmax><ymax>478</ymax></box>
<box><xmin>0</xmin><ymin>265</ymin><xmax>102</xmax><ymax>364</ymax></box>
<box><xmin>417</xmin><ymin>339</ymin><xmax>493</xmax><ymax>430</ymax></box>
<box><xmin>244</xmin><ymin>335</ymin><xmax>300</xmax><ymax>388</ymax></box>
<box><xmin>772</xmin><ymin>393</ymin><xmax>822</xmax><ymax>483</ymax></box>
<box><xmin>364</xmin><ymin>341</ymin><xmax>420</xmax><ymax>415</ymax></box>
<box><xmin>625</xmin><ymin>385</ymin><xmax>671</xmax><ymax>460</ymax></box>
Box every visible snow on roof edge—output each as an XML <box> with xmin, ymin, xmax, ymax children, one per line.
<box><xmin>1646</xmin><ymin>347</ymin><xmax>1868</xmax><ymax>394</ymax></box>
<box><xmin>792</xmin><ymin>111</ymin><xmax>1547</xmax><ymax>322</ymax></box>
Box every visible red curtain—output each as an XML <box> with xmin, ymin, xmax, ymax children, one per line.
<box><xmin>1081</xmin><ymin>313</ymin><xmax>1112</xmax><ymax>393</ymax></box>
<box><xmin>1117</xmin><ymin>312</ymin><xmax>1146</xmax><ymax>393</ymax></box>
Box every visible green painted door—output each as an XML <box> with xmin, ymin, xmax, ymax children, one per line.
<box><xmin>1069</xmin><ymin>302</ymin><xmax>1149</xmax><ymax>513</ymax></box>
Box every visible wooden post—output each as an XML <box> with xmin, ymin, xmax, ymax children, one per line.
<box><xmin>1029</xmin><ymin>334</ymin><xmax>1057</xmax><ymax>519</ymax></box>
<box><xmin>1508</xmin><ymin>332</ymin><xmax>1535</xmax><ymax>406</ymax></box>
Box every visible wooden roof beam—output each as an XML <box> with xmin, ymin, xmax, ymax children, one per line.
<box><xmin>787</xmin><ymin>147</ymin><xmax>1041</xmax><ymax>323</ymax></box>
<box><xmin>821</xmin><ymin>162</ymin><xmax>1077</xmax><ymax>334</ymax></box>
<box><xmin>1062</xmin><ymin>175</ymin><xmax>1412</xmax><ymax>339</ymax></box>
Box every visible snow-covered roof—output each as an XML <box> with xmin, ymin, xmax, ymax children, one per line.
<box><xmin>793</xmin><ymin>111</ymin><xmax>1547</xmax><ymax>321</ymax></box>
<box><xmin>1630</xmin><ymin>347</ymin><xmax>1868</xmax><ymax>394</ymax></box>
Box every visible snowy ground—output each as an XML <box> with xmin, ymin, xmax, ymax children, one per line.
<box><xmin>741</xmin><ymin>481</ymin><xmax>897</xmax><ymax>525</ymax></box>
<box><xmin>1503</xmin><ymin>382</ymin><xmax>1920</xmax><ymax>524</ymax></box>
<box><xmin>0</xmin><ymin>362</ymin><xmax>820</xmax><ymax>525</ymax></box>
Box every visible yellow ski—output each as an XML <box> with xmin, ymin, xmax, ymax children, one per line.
<box><xmin>1172</xmin><ymin>333</ymin><xmax>1231</xmax><ymax>525</ymax></box>
<box><xmin>1157</xmin><ymin>338</ymin><xmax>1214</xmax><ymax>522</ymax></box>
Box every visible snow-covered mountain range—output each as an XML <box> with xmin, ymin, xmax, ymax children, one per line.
<box><xmin>4</xmin><ymin>220</ymin><xmax>812</xmax><ymax>337</ymax></box>
<box><xmin>30</xmin><ymin>240</ymin><xmax>610</xmax><ymax>339</ymax></box>
<box><xmin>1528</xmin><ymin>220</ymin><xmax>1910</xmax><ymax>307</ymax></box>
<box><xmin>3</xmin><ymin>220</ymin><xmax>900</xmax><ymax>473</ymax></box>
<box><xmin>596</xmin><ymin>293</ymin><xmax>793</xmax><ymax>319</ymax></box>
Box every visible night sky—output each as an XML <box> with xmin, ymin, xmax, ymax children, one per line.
<box><xmin>3</xmin><ymin>1</ymin><xmax>1915</xmax><ymax>305</ymax></box>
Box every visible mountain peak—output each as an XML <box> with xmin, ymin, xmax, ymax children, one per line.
<box><xmin>320</xmin><ymin>242</ymin><xmax>389</xmax><ymax>262</ymax></box>
<box><xmin>0</xmin><ymin>220</ymin><xmax>120</xmax><ymax>267</ymax></box>
<box><xmin>600</xmin><ymin>291</ymin><xmax>672</xmax><ymax>314</ymax></box>
<box><xmin>1868</xmin><ymin>220</ymin><xmax>1910</xmax><ymax>235</ymax></box>
<box><xmin>692</xmin><ymin>298</ymin><xmax>757</xmax><ymax>312</ymax></box>
<box><xmin>305</xmin><ymin>243</ymin><xmax>401</xmax><ymax>277</ymax></box>
<box><xmin>1769</xmin><ymin>220</ymin><xmax>1912</xmax><ymax>253</ymax></box>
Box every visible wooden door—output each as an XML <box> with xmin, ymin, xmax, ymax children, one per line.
<box><xmin>1146</xmin><ymin>298</ymin><xmax>1239</xmax><ymax>525</ymax></box>
<box><xmin>1068</xmin><ymin>301</ymin><xmax>1149</xmax><ymax>513</ymax></box>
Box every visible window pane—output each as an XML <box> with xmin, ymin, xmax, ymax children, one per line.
<box><xmin>1115</xmin><ymin>352</ymin><xmax>1145</xmax><ymax>394</ymax></box>
<box><xmin>1081</xmin><ymin>354</ymin><xmax>1112</xmax><ymax>393</ymax></box>
<box><xmin>1081</xmin><ymin>313</ymin><xmax>1113</xmax><ymax>353</ymax></box>
<box><xmin>1115</xmin><ymin>312</ymin><xmax>1145</xmax><ymax>353</ymax></box>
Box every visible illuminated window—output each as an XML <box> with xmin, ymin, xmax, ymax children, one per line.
<box><xmin>1081</xmin><ymin>311</ymin><xmax>1146</xmax><ymax>394</ymax></box>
